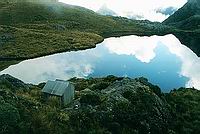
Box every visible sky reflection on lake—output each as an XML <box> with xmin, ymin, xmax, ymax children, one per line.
<box><xmin>1</xmin><ymin>34</ymin><xmax>200</xmax><ymax>92</ymax></box>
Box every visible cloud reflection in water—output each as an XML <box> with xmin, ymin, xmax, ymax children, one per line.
<box><xmin>104</xmin><ymin>35</ymin><xmax>200</xmax><ymax>89</ymax></box>
<box><xmin>1</xmin><ymin>34</ymin><xmax>200</xmax><ymax>91</ymax></box>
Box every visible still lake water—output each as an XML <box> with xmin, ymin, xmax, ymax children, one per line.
<box><xmin>1</xmin><ymin>34</ymin><xmax>200</xmax><ymax>92</ymax></box>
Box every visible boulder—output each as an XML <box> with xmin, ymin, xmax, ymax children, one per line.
<box><xmin>101</xmin><ymin>78</ymin><xmax>171</xmax><ymax>133</ymax></box>
<box><xmin>0</xmin><ymin>74</ymin><xmax>29</xmax><ymax>91</ymax></box>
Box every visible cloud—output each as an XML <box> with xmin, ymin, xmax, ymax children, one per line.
<box><xmin>97</xmin><ymin>4</ymin><xmax>117</xmax><ymax>16</ymax></box>
<box><xmin>125</xmin><ymin>12</ymin><xmax>144</xmax><ymax>20</ymax></box>
<box><xmin>59</xmin><ymin>0</ymin><xmax>187</xmax><ymax>22</ymax></box>
<box><xmin>156</xmin><ymin>7</ymin><xmax>177</xmax><ymax>16</ymax></box>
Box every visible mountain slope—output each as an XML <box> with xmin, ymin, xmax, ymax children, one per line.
<box><xmin>163</xmin><ymin>0</ymin><xmax>200</xmax><ymax>30</ymax></box>
<box><xmin>0</xmin><ymin>1</ymin><xmax>173</xmax><ymax>60</ymax></box>
<box><xmin>0</xmin><ymin>1</ymin><xmax>117</xmax><ymax>32</ymax></box>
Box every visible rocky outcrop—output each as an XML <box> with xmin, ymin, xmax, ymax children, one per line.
<box><xmin>74</xmin><ymin>77</ymin><xmax>171</xmax><ymax>133</ymax></box>
<box><xmin>0</xmin><ymin>74</ymin><xmax>199</xmax><ymax>133</ymax></box>
<box><xmin>0</xmin><ymin>74</ymin><xmax>29</xmax><ymax>91</ymax></box>
<box><xmin>100</xmin><ymin>78</ymin><xmax>171</xmax><ymax>133</ymax></box>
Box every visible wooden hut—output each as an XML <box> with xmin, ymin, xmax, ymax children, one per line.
<box><xmin>42</xmin><ymin>80</ymin><xmax>75</xmax><ymax>106</ymax></box>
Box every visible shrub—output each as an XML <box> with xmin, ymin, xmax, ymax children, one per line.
<box><xmin>0</xmin><ymin>102</ymin><xmax>20</xmax><ymax>134</ymax></box>
<box><xmin>91</xmin><ymin>82</ymin><xmax>110</xmax><ymax>91</ymax></box>
<box><xmin>80</xmin><ymin>93</ymin><xmax>101</xmax><ymax>106</ymax></box>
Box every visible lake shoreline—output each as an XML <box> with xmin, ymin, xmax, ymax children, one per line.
<box><xmin>1</xmin><ymin>34</ymin><xmax>198</xmax><ymax>91</ymax></box>
<box><xmin>0</xmin><ymin>31</ymin><xmax>162</xmax><ymax>71</ymax></box>
<box><xmin>0</xmin><ymin>31</ymin><xmax>166</xmax><ymax>61</ymax></box>
<box><xmin>0</xmin><ymin>29</ymin><xmax>197</xmax><ymax>72</ymax></box>
<box><xmin>1</xmin><ymin>28</ymin><xmax>197</xmax><ymax>61</ymax></box>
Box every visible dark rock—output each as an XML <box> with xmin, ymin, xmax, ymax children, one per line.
<box><xmin>101</xmin><ymin>78</ymin><xmax>171</xmax><ymax>133</ymax></box>
<box><xmin>70</xmin><ymin>77</ymin><xmax>172</xmax><ymax>133</ymax></box>
<box><xmin>0</xmin><ymin>74</ymin><xmax>29</xmax><ymax>91</ymax></box>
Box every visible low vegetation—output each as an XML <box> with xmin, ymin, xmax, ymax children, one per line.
<box><xmin>0</xmin><ymin>74</ymin><xmax>200</xmax><ymax>134</ymax></box>
<box><xmin>165</xmin><ymin>88</ymin><xmax>200</xmax><ymax>134</ymax></box>
<box><xmin>0</xmin><ymin>0</ymin><xmax>174</xmax><ymax>61</ymax></box>
<box><xmin>0</xmin><ymin>25</ymin><xmax>103</xmax><ymax>59</ymax></box>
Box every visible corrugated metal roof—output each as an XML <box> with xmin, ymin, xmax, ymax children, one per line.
<box><xmin>42</xmin><ymin>80</ymin><xmax>69</xmax><ymax>96</ymax></box>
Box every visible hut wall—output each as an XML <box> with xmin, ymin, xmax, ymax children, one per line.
<box><xmin>63</xmin><ymin>83</ymin><xmax>75</xmax><ymax>105</ymax></box>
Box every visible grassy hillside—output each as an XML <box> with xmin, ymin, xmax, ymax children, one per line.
<box><xmin>0</xmin><ymin>1</ymin><xmax>173</xmax><ymax>60</ymax></box>
<box><xmin>0</xmin><ymin>25</ymin><xmax>103</xmax><ymax>59</ymax></box>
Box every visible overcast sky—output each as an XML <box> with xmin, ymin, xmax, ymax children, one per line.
<box><xmin>59</xmin><ymin>0</ymin><xmax>187</xmax><ymax>22</ymax></box>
